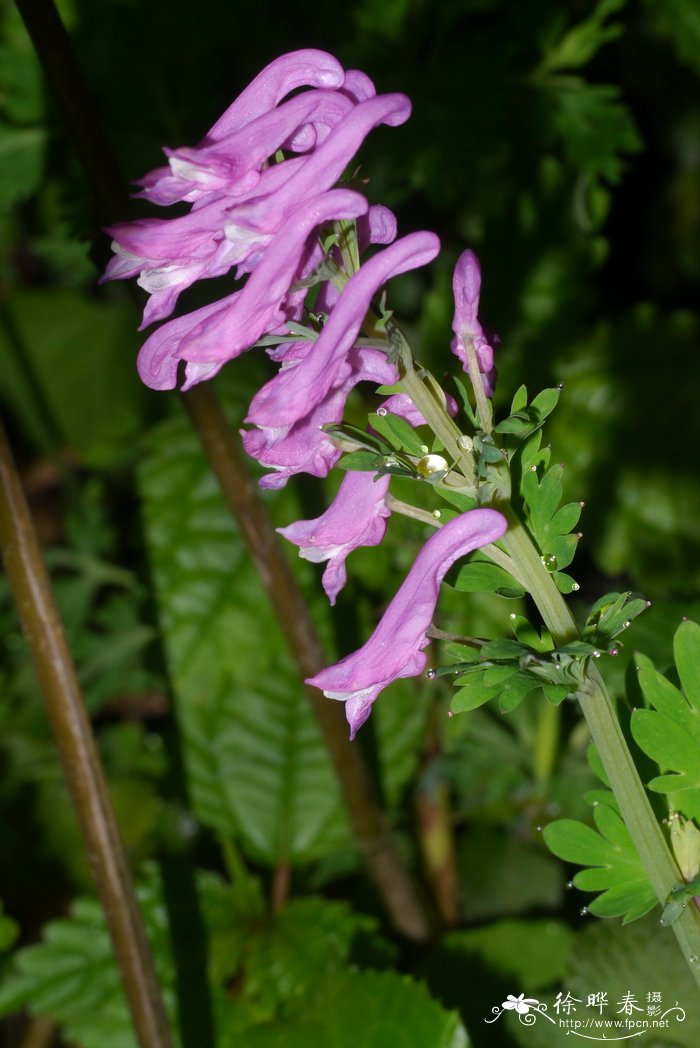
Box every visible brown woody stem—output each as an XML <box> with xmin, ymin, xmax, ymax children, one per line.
<box><xmin>181</xmin><ymin>385</ymin><xmax>432</xmax><ymax>939</ymax></box>
<box><xmin>0</xmin><ymin>417</ymin><xmax>173</xmax><ymax>1047</ymax></box>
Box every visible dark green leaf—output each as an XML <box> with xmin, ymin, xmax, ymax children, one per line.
<box><xmin>451</xmin><ymin>674</ymin><xmax>502</xmax><ymax>713</ymax></box>
<box><xmin>452</xmin><ymin>556</ymin><xmax>522</xmax><ymax>594</ymax></box>
<box><xmin>368</xmin><ymin>411</ymin><xmax>426</xmax><ymax>455</ymax></box>
<box><xmin>338</xmin><ymin>450</ymin><xmax>383</xmax><ymax>471</ymax></box>
<box><xmin>242</xmin><ymin>969</ymin><xmax>468</xmax><ymax>1047</ymax></box>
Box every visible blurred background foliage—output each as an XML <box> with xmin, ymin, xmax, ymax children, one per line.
<box><xmin>0</xmin><ymin>0</ymin><xmax>699</xmax><ymax>1044</ymax></box>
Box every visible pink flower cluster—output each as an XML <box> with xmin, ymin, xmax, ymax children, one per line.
<box><xmin>106</xmin><ymin>50</ymin><xmax>507</xmax><ymax>736</ymax></box>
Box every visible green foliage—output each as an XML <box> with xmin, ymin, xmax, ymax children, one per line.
<box><xmin>537</xmin><ymin>0</ymin><xmax>626</xmax><ymax>76</ymax></box>
<box><xmin>543</xmin><ymin>783</ymin><xmax>657</xmax><ymax>923</ymax></box>
<box><xmin>0</xmin><ymin>290</ymin><xmax>145</xmax><ymax>465</ymax></box>
<box><xmin>508</xmin><ymin>913</ymin><xmax>700</xmax><ymax>1048</ymax></box>
<box><xmin>493</xmin><ymin>384</ymin><xmax>560</xmax><ymax>439</ymax></box>
<box><xmin>644</xmin><ymin>0</ymin><xmax>700</xmax><ymax>74</ymax></box>
<box><xmin>368</xmin><ymin>409</ymin><xmax>429</xmax><ymax>456</ymax></box>
<box><xmin>563</xmin><ymin>914</ymin><xmax>700</xmax><ymax>1048</ymax></box>
<box><xmin>2</xmin><ymin>0</ymin><xmax>700</xmax><ymax>1042</ymax></box>
<box><xmin>0</xmin><ymin>902</ymin><xmax>19</xmax><ymax>954</ymax></box>
<box><xmin>512</xmin><ymin>431</ymin><xmax>582</xmax><ymax>594</ymax></box>
<box><xmin>631</xmin><ymin>620</ymin><xmax>700</xmax><ymax>818</ymax></box>
<box><xmin>0</xmin><ymin>7</ymin><xmax>46</xmax><ymax>208</ymax></box>
<box><xmin>0</xmin><ymin>865</ymin><xmax>396</xmax><ymax>1046</ymax></box>
<box><xmin>0</xmin><ymin>868</ymin><xmax>178</xmax><ymax>1048</ymax></box>
<box><xmin>441</xmin><ymin>919</ymin><xmax>574</xmax><ymax>993</ymax></box>
<box><xmin>447</xmin><ymin>612</ymin><xmax>591</xmax><ymax>717</ymax></box>
<box><xmin>242</xmin><ymin>969</ymin><xmax>469</xmax><ymax>1048</ymax></box>
<box><xmin>452</xmin><ymin>552</ymin><xmax>524</xmax><ymax>599</ymax></box>
<box><xmin>543</xmin><ymin>81</ymin><xmax>641</xmax><ymax>184</ymax></box>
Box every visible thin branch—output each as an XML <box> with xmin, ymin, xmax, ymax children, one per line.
<box><xmin>0</xmin><ymin>417</ymin><xmax>173</xmax><ymax>1047</ymax></box>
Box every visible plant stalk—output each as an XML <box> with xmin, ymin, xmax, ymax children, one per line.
<box><xmin>181</xmin><ymin>384</ymin><xmax>433</xmax><ymax>940</ymax></box>
<box><xmin>502</xmin><ymin>517</ymin><xmax>700</xmax><ymax>986</ymax></box>
<box><xmin>0</xmin><ymin>417</ymin><xmax>174</xmax><ymax>1046</ymax></box>
<box><xmin>394</xmin><ymin>355</ymin><xmax>700</xmax><ymax>979</ymax></box>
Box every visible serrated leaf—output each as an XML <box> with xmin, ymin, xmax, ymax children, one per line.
<box><xmin>0</xmin><ymin>869</ymin><xmax>177</xmax><ymax>1048</ymax></box>
<box><xmin>543</xmin><ymin>804</ymin><xmax>657</xmax><ymax>923</ymax></box>
<box><xmin>242</xmin><ymin>968</ymin><xmax>468</xmax><ymax>1048</ymax></box>
<box><xmin>440</xmin><ymin>919</ymin><xmax>573</xmax><ymax>993</ymax></box>
<box><xmin>139</xmin><ymin>412</ymin><xmax>427</xmax><ymax>863</ymax></box>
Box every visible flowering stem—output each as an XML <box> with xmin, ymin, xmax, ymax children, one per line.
<box><xmin>388</xmin><ymin>323</ymin><xmax>700</xmax><ymax>973</ymax></box>
<box><xmin>17</xmin><ymin>0</ymin><xmax>433</xmax><ymax>945</ymax></box>
<box><xmin>463</xmin><ymin>337</ymin><xmax>493</xmax><ymax>435</ymax></box>
<box><xmin>0</xmin><ymin>417</ymin><xmax>174</xmax><ymax>1047</ymax></box>
<box><xmin>181</xmin><ymin>384</ymin><xmax>433</xmax><ymax>940</ymax></box>
<box><xmin>501</xmin><ymin>515</ymin><xmax>700</xmax><ymax>986</ymax></box>
<box><xmin>386</xmin><ymin>494</ymin><xmax>441</xmax><ymax>529</ymax></box>
<box><xmin>396</xmin><ymin>352</ymin><xmax>477</xmax><ymax>489</ymax></box>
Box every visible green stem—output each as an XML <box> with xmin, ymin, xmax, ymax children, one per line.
<box><xmin>397</xmin><ymin>355</ymin><xmax>477</xmax><ymax>488</ymax></box>
<box><xmin>463</xmin><ymin>337</ymin><xmax>493</xmax><ymax>435</ymax></box>
<box><xmin>502</xmin><ymin>516</ymin><xmax>700</xmax><ymax>986</ymax></box>
<box><xmin>386</xmin><ymin>494</ymin><xmax>442</xmax><ymax>529</ymax></box>
<box><xmin>532</xmin><ymin>700</ymin><xmax>560</xmax><ymax>785</ymax></box>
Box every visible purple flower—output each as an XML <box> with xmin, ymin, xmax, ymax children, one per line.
<box><xmin>107</xmin><ymin>93</ymin><xmax>410</xmax><ymax>333</ymax></box>
<box><xmin>143</xmin><ymin>86</ymin><xmax>355</xmax><ymax>224</ymax></box>
<box><xmin>136</xmin><ymin>188</ymin><xmax>368</xmax><ymax>390</ymax></box>
<box><xmin>136</xmin><ymin>49</ymin><xmax>346</xmax><ymax>206</ymax></box>
<box><xmin>278</xmin><ymin>471</ymin><xmax>392</xmax><ymax>605</ymax></box>
<box><xmin>246</xmin><ymin>230</ymin><xmax>440</xmax><ymax>430</ymax></box>
<box><xmin>306</xmin><ymin>508</ymin><xmax>508</xmax><ymax>737</ymax></box>
<box><xmin>241</xmin><ymin>346</ymin><xmax>396</xmax><ymax>487</ymax></box>
<box><xmin>451</xmin><ymin>249</ymin><xmax>497</xmax><ymax>397</ymax></box>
